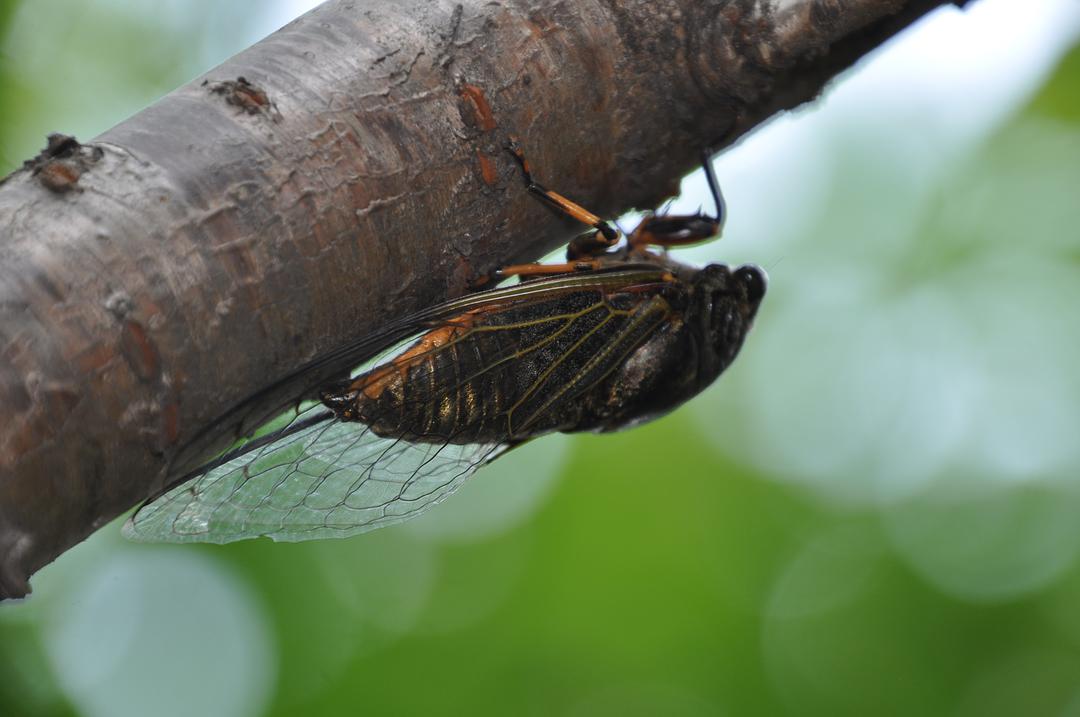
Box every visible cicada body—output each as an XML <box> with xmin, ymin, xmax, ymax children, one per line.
<box><xmin>124</xmin><ymin>143</ymin><xmax>765</xmax><ymax>544</ymax></box>
<box><xmin>324</xmin><ymin>261</ymin><xmax>763</xmax><ymax>444</ymax></box>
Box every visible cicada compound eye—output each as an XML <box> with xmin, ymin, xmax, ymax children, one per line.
<box><xmin>734</xmin><ymin>264</ymin><xmax>767</xmax><ymax>304</ymax></box>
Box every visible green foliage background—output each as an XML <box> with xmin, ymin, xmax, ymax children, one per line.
<box><xmin>2</xmin><ymin>2</ymin><xmax>1079</xmax><ymax>716</ymax></box>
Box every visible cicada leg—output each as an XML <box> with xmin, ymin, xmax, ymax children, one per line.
<box><xmin>486</xmin><ymin>258</ymin><xmax>605</xmax><ymax>283</ymax></box>
<box><xmin>471</xmin><ymin>143</ymin><xmax>730</xmax><ymax>289</ymax></box>
<box><xmin>506</xmin><ymin>137</ymin><xmax>622</xmax><ymax>254</ymax></box>
<box><xmin>469</xmin><ymin>139</ymin><xmax>625</xmax><ymax>290</ymax></box>
<box><xmin>627</xmin><ymin>150</ymin><xmax>727</xmax><ymax>252</ymax></box>
<box><xmin>468</xmin><ymin>258</ymin><xmax>607</xmax><ymax>290</ymax></box>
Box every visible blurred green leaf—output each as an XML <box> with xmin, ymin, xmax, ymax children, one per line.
<box><xmin>1029</xmin><ymin>40</ymin><xmax>1080</xmax><ymax>124</ymax></box>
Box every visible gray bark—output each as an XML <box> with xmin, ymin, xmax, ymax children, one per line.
<box><xmin>0</xmin><ymin>0</ymin><xmax>971</xmax><ymax>599</ymax></box>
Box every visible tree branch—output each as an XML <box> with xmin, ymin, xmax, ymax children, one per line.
<box><xmin>0</xmin><ymin>0</ymin><xmax>971</xmax><ymax>599</ymax></box>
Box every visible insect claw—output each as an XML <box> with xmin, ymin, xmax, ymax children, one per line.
<box><xmin>505</xmin><ymin>136</ymin><xmax>530</xmax><ymax>176</ymax></box>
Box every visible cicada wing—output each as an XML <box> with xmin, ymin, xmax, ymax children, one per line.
<box><xmin>123</xmin><ymin>403</ymin><xmax>508</xmax><ymax>544</ymax></box>
<box><xmin>126</xmin><ymin>265</ymin><xmax>676</xmax><ymax>545</ymax></box>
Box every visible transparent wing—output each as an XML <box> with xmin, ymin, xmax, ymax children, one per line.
<box><xmin>123</xmin><ymin>402</ymin><xmax>507</xmax><ymax>544</ymax></box>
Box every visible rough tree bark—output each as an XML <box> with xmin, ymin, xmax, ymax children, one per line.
<box><xmin>0</xmin><ymin>0</ymin><xmax>971</xmax><ymax>599</ymax></box>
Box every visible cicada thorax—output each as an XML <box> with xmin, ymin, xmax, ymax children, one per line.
<box><xmin>320</xmin><ymin>284</ymin><xmax>682</xmax><ymax>445</ymax></box>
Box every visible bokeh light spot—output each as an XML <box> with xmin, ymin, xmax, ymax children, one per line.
<box><xmin>42</xmin><ymin>549</ymin><xmax>274</xmax><ymax>717</ymax></box>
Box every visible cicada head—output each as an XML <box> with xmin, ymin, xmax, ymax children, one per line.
<box><xmin>587</xmin><ymin>262</ymin><xmax>765</xmax><ymax>433</ymax></box>
<box><xmin>689</xmin><ymin>262</ymin><xmax>767</xmax><ymax>387</ymax></box>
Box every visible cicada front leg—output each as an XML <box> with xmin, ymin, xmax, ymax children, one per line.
<box><xmin>627</xmin><ymin>150</ymin><xmax>727</xmax><ymax>253</ymax></box>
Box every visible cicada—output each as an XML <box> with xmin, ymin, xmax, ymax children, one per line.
<box><xmin>124</xmin><ymin>141</ymin><xmax>766</xmax><ymax>544</ymax></box>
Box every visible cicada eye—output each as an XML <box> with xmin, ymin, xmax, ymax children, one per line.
<box><xmin>734</xmin><ymin>265</ymin><xmax>767</xmax><ymax>303</ymax></box>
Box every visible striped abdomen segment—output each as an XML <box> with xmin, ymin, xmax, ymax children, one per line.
<box><xmin>343</xmin><ymin>290</ymin><xmax>672</xmax><ymax>444</ymax></box>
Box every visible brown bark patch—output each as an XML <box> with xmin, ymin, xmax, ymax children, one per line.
<box><xmin>119</xmin><ymin>321</ymin><xmax>162</xmax><ymax>383</ymax></box>
<box><xmin>202</xmin><ymin>76</ymin><xmax>282</xmax><ymax>121</ymax></box>
<box><xmin>476</xmin><ymin>150</ymin><xmax>498</xmax><ymax>186</ymax></box>
<box><xmin>1</xmin><ymin>133</ymin><xmax>104</xmax><ymax>193</ymax></box>
<box><xmin>458</xmin><ymin>83</ymin><xmax>498</xmax><ymax>132</ymax></box>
